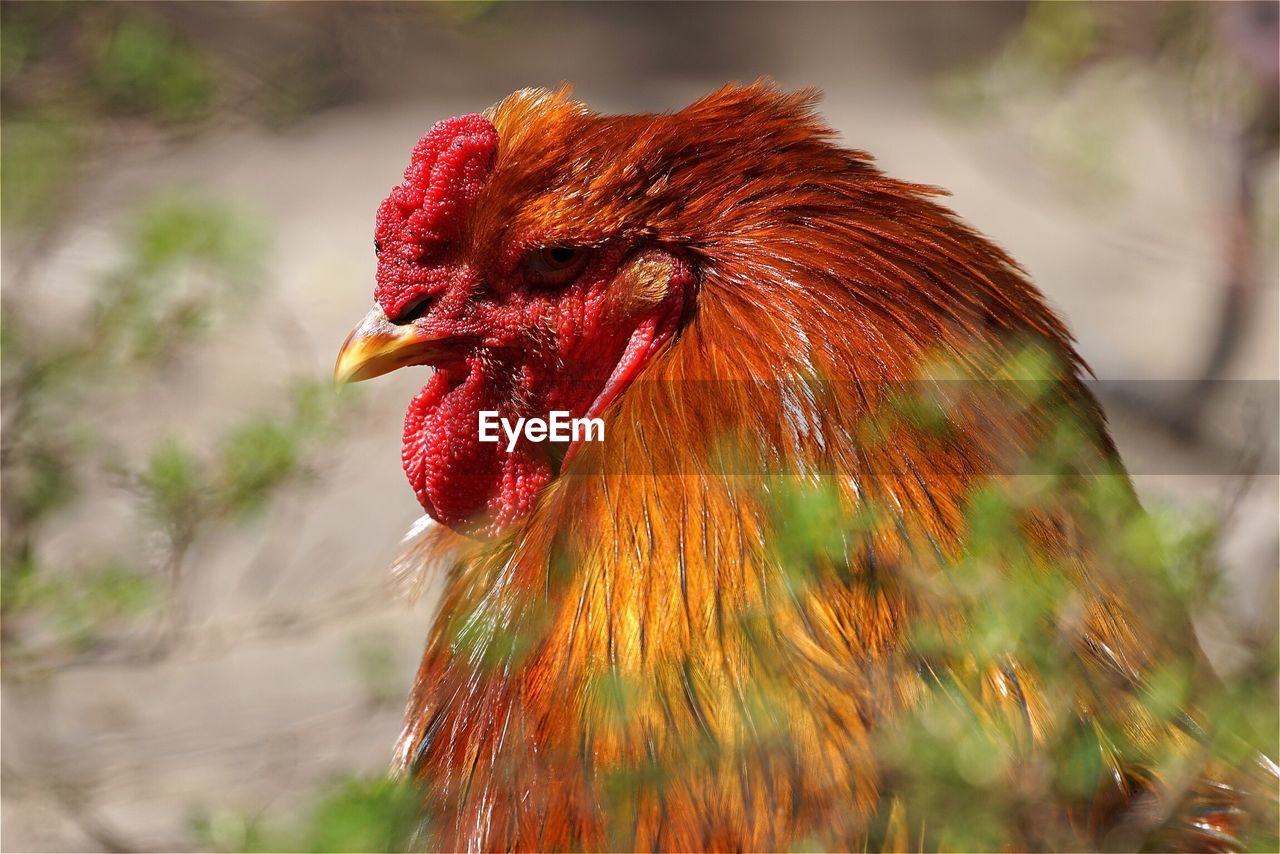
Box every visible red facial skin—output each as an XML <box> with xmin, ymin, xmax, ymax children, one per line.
<box><xmin>374</xmin><ymin>116</ymin><xmax>690</xmax><ymax>538</ymax></box>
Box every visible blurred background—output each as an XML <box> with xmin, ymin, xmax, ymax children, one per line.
<box><xmin>1</xmin><ymin>2</ymin><xmax>1276</xmax><ymax>850</ymax></box>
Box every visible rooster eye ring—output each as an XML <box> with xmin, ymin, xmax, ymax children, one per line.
<box><xmin>524</xmin><ymin>246</ymin><xmax>589</xmax><ymax>287</ymax></box>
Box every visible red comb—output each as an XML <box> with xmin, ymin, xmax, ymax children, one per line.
<box><xmin>374</xmin><ymin>114</ymin><xmax>499</xmax><ymax>318</ymax></box>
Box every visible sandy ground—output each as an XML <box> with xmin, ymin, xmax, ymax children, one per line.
<box><xmin>3</xmin><ymin>5</ymin><xmax>1276</xmax><ymax>850</ymax></box>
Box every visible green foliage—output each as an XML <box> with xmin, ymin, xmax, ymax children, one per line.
<box><xmin>193</xmin><ymin>777</ymin><xmax>425</xmax><ymax>853</ymax></box>
<box><xmin>142</xmin><ymin>440</ymin><xmax>206</xmax><ymax>538</ymax></box>
<box><xmin>92</xmin><ymin>16</ymin><xmax>215</xmax><ymax>123</ymax></box>
<box><xmin>368</xmin><ymin>343</ymin><xmax>1274</xmax><ymax>850</ymax></box>
<box><xmin>134</xmin><ymin>379</ymin><xmax>359</xmax><ymax>532</ymax></box>
<box><xmin>1018</xmin><ymin>1</ymin><xmax>1100</xmax><ymax>79</ymax></box>
<box><xmin>1</xmin><ymin>190</ymin><xmax>358</xmax><ymax>668</ymax></box>
<box><xmin>106</xmin><ymin>205</ymin><xmax>260</xmax><ymax>365</ymax></box>
<box><xmin>3</xmin><ymin>440</ymin><xmax>79</xmax><ymax>529</ymax></box>
<box><xmin>765</xmin><ymin>475</ymin><xmax>859</xmax><ymax>591</ymax></box>
<box><xmin>755</xmin><ymin>350</ymin><xmax>1277</xmax><ymax>850</ymax></box>
<box><xmin>934</xmin><ymin>0</ymin><xmax>1100</xmax><ymax>108</ymax></box>
<box><xmin>934</xmin><ymin>1</ymin><xmax>1265</xmax><ymax>197</ymax></box>
<box><xmin>430</xmin><ymin>1</ymin><xmax>500</xmax><ymax>26</ymax></box>
<box><xmin>217</xmin><ymin>421</ymin><xmax>303</xmax><ymax>517</ymax></box>
<box><xmin>4</xmin><ymin>561</ymin><xmax>157</xmax><ymax>649</ymax></box>
<box><xmin>1</xmin><ymin>7</ymin><xmax>227</xmax><ymax>232</ymax></box>
<box><xmin>932</xmin><ymin>1</ymin><xmax>1129</xmax><ymax>191</ymax></box>
<box><xmin>0</xmin><ymin>110</ymin><xmax>84</xmax><ymax>226</ymax></box>
<box><xmin>298</xmin><ymin>778</ymin><xmax>423</xmax><ymax>853</ymax></box>
<box><xmin>2</xmin><ymin>195</ymin><xmax>259</xmax><ymax>539</ymax></box>
<box><xmin>130</xmin><ymin>196</ymin><xmax>262</xmax><ymax>277</ymax></box>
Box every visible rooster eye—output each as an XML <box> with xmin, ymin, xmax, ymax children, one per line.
<box><xmin>524</xmin><ymin>246</ymin><xmax>589</xmax><ymax>287</ymax></box>
<box><xmin>544</xmin><ymin>247</ymin><xmax>577</xmax><ymax>267</ymax></box>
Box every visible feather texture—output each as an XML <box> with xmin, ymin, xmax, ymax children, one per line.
<box><xmin>382</xmin><ymin>83</ymin><xmax>1257</xmax><ymax>851</ymax></box>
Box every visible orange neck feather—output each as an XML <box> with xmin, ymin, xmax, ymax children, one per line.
<box><xmin>393</xmin><ymin>84</ymin><xmax>1150</xmax><ymax>850</ymax></box>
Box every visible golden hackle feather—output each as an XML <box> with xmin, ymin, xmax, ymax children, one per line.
<box><xmin>391</xmin><ymin>83</ymin><xmax>1254</xmax><ymax>851</ymax></box>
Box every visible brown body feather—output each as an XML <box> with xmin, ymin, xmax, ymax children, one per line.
<box><xmin>391</xmin><ymin>85</ymin><xmax>1251</xmax><ymax>851</ymax></box>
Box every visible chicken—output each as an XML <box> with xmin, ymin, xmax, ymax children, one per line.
<box><xmin>333</xmin><ymin>83</ymin><xmax>1267</xmax><ymax>851</ymax></box>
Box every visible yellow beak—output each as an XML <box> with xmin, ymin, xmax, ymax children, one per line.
<box><xmin>334</xmin><ymin>305</ymin><xmax>449</xmax><ymax>383</ymax></box>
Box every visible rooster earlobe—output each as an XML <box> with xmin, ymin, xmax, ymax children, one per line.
<box><xmin>616</xmin><ymin>249</ymin><xmax>678</xmax><ymax>308</ymax></box>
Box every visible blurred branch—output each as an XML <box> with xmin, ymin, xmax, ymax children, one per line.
<box><xmin>1</xmin><ymin>760</ymin><xmax>145</xmax><ymax>853</ymax></box>
<box><xmin>3</xmin><ymin>583</ymin><xmax>395</xmax><ymax>681</ymax></box>
<box><xmin>937</xmin><ymin>1</ymin><xmax>1279</xmax><ymax>448</ymax></box>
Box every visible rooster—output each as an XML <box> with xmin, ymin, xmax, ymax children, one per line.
<box><xmin>334</xmin><ymin>83</ymin><xmax>1269</xmax><ymax>851</ymax></box>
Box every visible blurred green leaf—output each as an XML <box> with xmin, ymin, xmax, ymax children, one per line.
<box><xmin>1020</xmin><ymin>1</ymin><xmax>1099</xmax><ymax>78</ymax></box>
<box><xmin>194</xmin><ymin>776</ymin><xmax>424</xmax><ymax>853</ymax></box>
<box><xmin>92</xmin><ymin>16</ymin><xmax>215</xmax><ymax>123</ymax></box>
<box><xmin>4</xmin><ymin>561</ymin><xmax>156</xmax><ymax>647</ymax></box>
<box><xmin>142</xmin><ymin>439</ymin><xmax>205</xmax><ymax>537</ymax></box>
<box><xmin>217</xmin><ymin>420</ymin><xmax>301</xmax><ymax>518</ymax></box>
<box><xmin>0</xmin><ymin>111</ymin><xmax>84</xmax><ymax>227</ymax></box>
<box><xmin>299</xmin><ymin>777</ymin><xmax>422</xmax><ymax>852</ymax></box>
<box><xmin>7</xmin><ymin>443</ymin><xmax>79</xmax><ymax>527</ymax></box>
<box><xmin>129</xmin><ymin>196</ymin><xmax>263</xmax><ymax>279</ymax></box>
<box><xmin>765</xmin><ymin>476</ymin><xmax>856</xmax><ymax>590</ymax></box>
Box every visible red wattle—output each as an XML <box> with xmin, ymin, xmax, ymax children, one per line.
<box><xmin>402</xmin><ymin>362</ymin><xmax>553</xmax><ymax>538</ymax></box>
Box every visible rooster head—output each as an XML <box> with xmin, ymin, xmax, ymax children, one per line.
<box><xmin>335</xmin><ymin>83</ymin><xmax>1086</xmax><ymax>542</ymax></box>
<box><xmin>335</xmin><ymin>93</ymin><xmax>695</xmax><ymax>537</ymax></box>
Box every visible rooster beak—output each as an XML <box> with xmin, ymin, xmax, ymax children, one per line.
<box><xmin>334</xmin><ymin>305</ymin><xmax>447</xmax><ymax>384</ymax></box>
